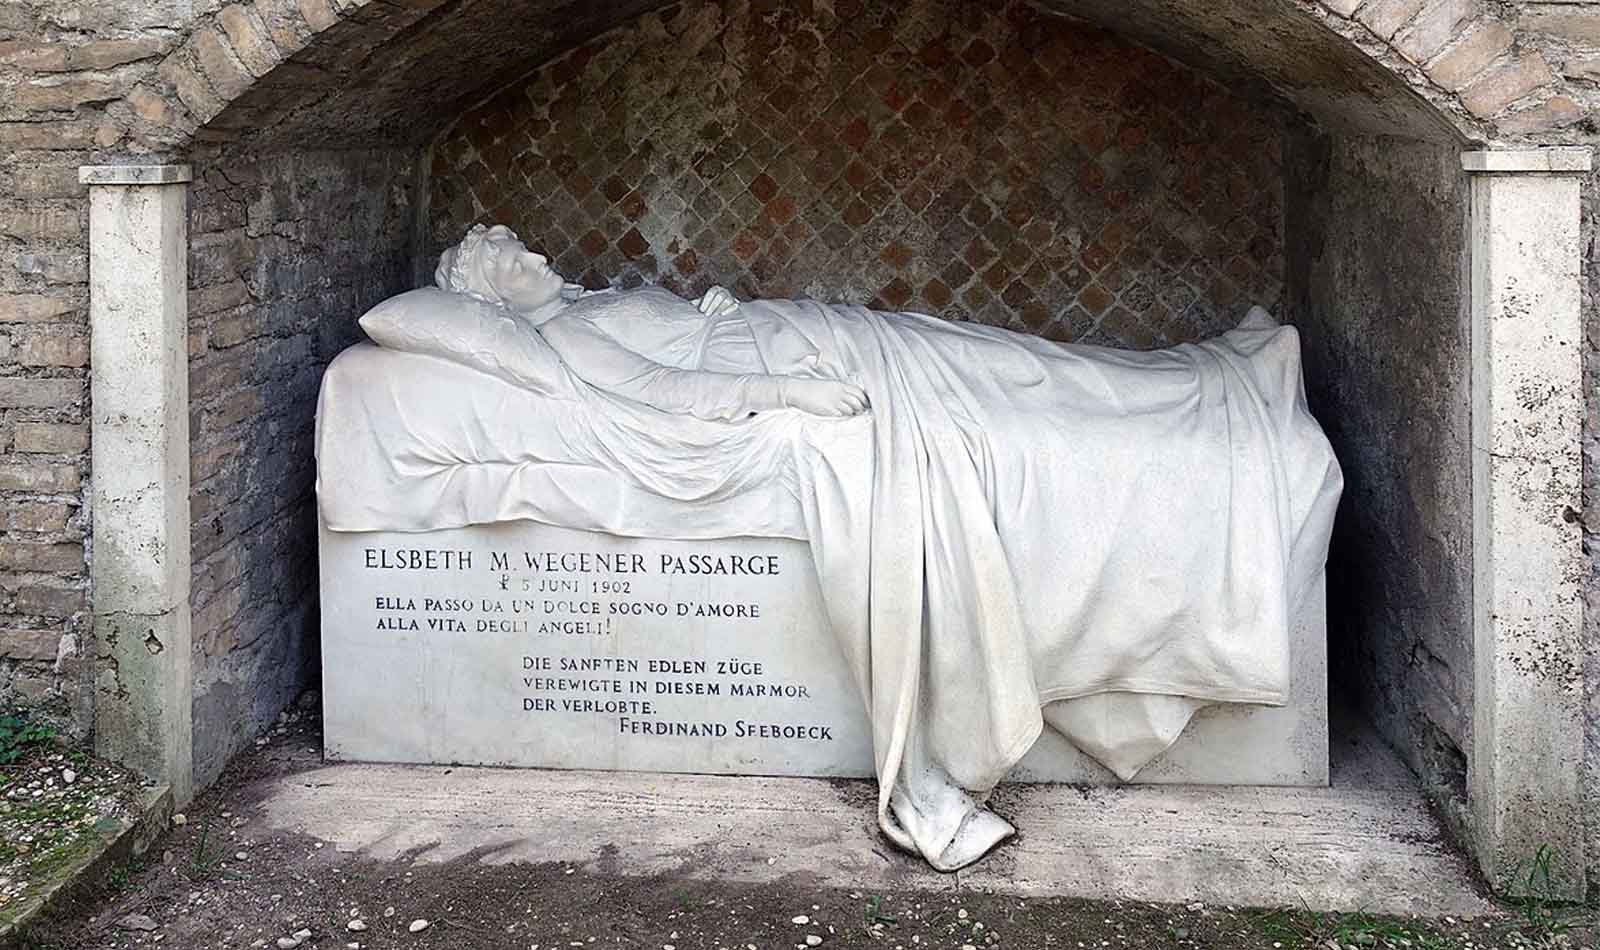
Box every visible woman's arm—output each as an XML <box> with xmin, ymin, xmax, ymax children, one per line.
<box><xmin>539</xmin><ymin>312</ymin><xmax>865</xmax><ymax>420</ymax></box>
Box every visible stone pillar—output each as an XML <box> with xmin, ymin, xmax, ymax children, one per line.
<box><xmin>79</xmin><ymin>164</ymin><xmax>194</xmax><ymax>806</ymax></box>
<box><xmin>1462</xmin><ymin>147</ymin><xmax>1591</xmax><ymax>899</ymax></box>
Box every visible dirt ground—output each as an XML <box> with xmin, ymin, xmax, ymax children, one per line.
<box><xmin>10</xmin><ymin>700</ymin><xmax>1597</xmax><ymax>950</ymax></box>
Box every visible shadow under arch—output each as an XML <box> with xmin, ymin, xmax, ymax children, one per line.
<box><xmin>154</xmin><ymin>0</ymin><xmax>1474</xmax><ymax>153</ymax></box>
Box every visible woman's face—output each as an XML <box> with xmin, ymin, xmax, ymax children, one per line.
<box><xmin>485</xmin><ymin>237</ymin><xmax>565</xmax><ymax>313</ymax></box>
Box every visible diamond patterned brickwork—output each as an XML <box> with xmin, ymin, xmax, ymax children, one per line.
<box><xmin>428</xmin><ymin>0</ymin><xmax>1288</xmax><ymax>348</ymax></box>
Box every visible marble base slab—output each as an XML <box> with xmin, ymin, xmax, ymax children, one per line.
<box><xmin>319</xmin><ymin>519</ymin><xmax>1328</xmax><ymax>786</ymax></box>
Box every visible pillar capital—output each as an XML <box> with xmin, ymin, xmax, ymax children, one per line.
<box><xmin>79</xmin><ymin>164</ymin><xmax>193</xmax><ymax>186</ymax></box>
<box><xmin>1461</xmin><ymin>147</ymin><xmax>1591</xmax><ymax>175</ymax></box>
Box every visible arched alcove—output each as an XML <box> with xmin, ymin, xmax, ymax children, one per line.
<box><xmin>124</xmin><ymin>0</ymin><xmax>1564</xmax><ymax>896</ymax></box>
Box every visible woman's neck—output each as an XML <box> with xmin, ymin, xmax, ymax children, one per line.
<box><xmin>516</xmin><ymin>297</ymin><xmax>569</xmax><ymax>327</ymax></box>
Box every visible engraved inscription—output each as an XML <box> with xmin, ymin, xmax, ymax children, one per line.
<box><xmin>334</xmin><ymin>526</ymin><xmax>867</xmax><ymax>775</ymax></box>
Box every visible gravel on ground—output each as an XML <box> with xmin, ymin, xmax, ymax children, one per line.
<box><xmin>0</xmin><ymin>709</ymin><xmax>149</xmax><ymax>931</ymax></box>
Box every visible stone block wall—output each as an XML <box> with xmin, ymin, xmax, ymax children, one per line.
<box><xmin>429</xmin><ymin>0</ymin><xmax>1290</xmax><ymax>349</ymax></box>
<box><xmin>185</xmin><ymin>146</ymin><xmax>417</xmax><ymax>786</ymax></box>
<box><xmin>1285</xmin><ymin>132</ymin><xmax>1474</xmax><ymax>831</ymax></box>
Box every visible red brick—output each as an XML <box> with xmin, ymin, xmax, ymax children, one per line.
<box><xmin>0</xmin><ymin>459</ymin><xmax>80</xmax><ymax>492</ymax></box>
<box><xmin>159</xmin><ymin>55</ymin><xmax>226</xmax><ymax>123</ymax></box>
<box><xmin>0</xmin><ymin>294</ymin><xmax>76</xmax><ymax>323</ymax></box>
<box><xmin>1425</xmin><ymin>22</ymin><xmax>1513</xmax><ymax>90</ymax></box>
<box><xmin>840</xmin><ymin>117</ymin><xmax>871</xmax><ymax>150</ymax></box>
<box><xmin>208</xmin><ymin>313</ymin><xmax>259</xmax><ymax>349</ymax></box>
<box><xmin>193</xmin><ymin>586</ymin><xmax>244</xmax><ymax>656</ymax></box>
<box><xmin>11</xmin><ymin>165</ymin><xmax>83</xmax><ymax>199</ymax></box>
<box><xmin>2</xmin><ymin>501</ymin><xmax>73</xmax><ymax>532</ymax></box>
<box><xmin>128</xmin><ymin>85</ymin><xmax>176</xmax><ymax>126</ymax></box>
<box><xmin>1356</xmin><ymin>0</ymin><xmax>1428</xmax><ymax>41</ymax></box>
<box><xmin>13</xmin><ymin>423</ymin><xmax>87</xmax><ymax>454</ymax></box>
<box><xmin>193</xmin><ymin>280</ymin><xmax>253</xmax><ymax>315</ymax></box>
<box><xmin>749</xmin><ymin>173</ymin><xmax>778</xmax><ymax>203</ymax></box>
<box><xmin>1396</xmin><ymin>0</ymin><xmax>1476</xmax><ymax>64</ymax></box>
<box><xmin>203</xmin><ymin>390</ymin><xmax>262</xmax><ymax>434</ymax></box>
<box><xmin>254</xmin><ymin>0</ymin><xmax>318</xmax><ymax>49</ymax></box>
<box><xmin>191</xmin><ymin>347</ymin><xmax>253</xmax><ymax>397</ymax></box>
<box><xmin>191</xmin><ymin>437</ymin><xmax>243</xmax><ymax>483</ymax></box>
<box><xmin>1496</xmin><ymin>96</ymin><xmax>1584</xmax><ymax>135</ymax></box>
<box><xmin>1460</xmin><ymin>54</ymin><xmax>1554</xmax><ymax>117</ymax></box>
<box><xmin>193</xmin><ymin>26</ymin><xmax>255</xmax><ymax>102</ymax></box>
<box><xmin>12</xmin><ymin>80</ymin><xmax>121</xmax><ymax>113</ymax></box>
<box><xmin>878</xmin><ymin>277</ymin><xmax>913</xmax><ymax>310</ymax></box>
<box><xmin>1522</xmin><ymin>7</ymin><xmax>1600</xmax><ymax>46</ymax></box>
<box><xmin>297</xmin><ymin>0</ymin><xmax>340</xmax><ymax>31</ymax></box>
<box><xmin>13</xmin><ymin>584</ymin><xmax>85</xmax><ymax>618</ymax></box>
<box><xmin>0</xmin><ymin>41</ymin><xmax>68</xmax><ymax>71</ymax></box>
<box><xmin>0</xmin><ymin>378</ymin><xmax>82</xmax><ymax>409</ymax></box>
<box><xmin>0</xmin><ymin>206</ymin><xmax>81</xmax><ymax>242</ymax></box>
<box><xmin>66</xmin><ymin>38</ymin><xmax>167</xmax><ymax>70</ymax></box>
<box><xmin>18</xmin><ymin>334</ymin><xmax>88</xmax><ymax>368</ymax></box>
<box><xmin>1079</xmin><ymin>283</ymin><xmax>1114</xmax><ymax>315</ymax></box>
<box><xmin>1565</xmin><ymin>56</ymin><xmax>1600</xmax><ymax>83</ymax></box>
<box><xmin>618</xmin><ymin>227</ymin><xmax>649</xmax><ymax>259</ymax></box>
<box><xmin>0</xmin><ymin>119</ymin><xmax>104</xmax><ymax>150</ymax></box>
<box><xmin>218</xmin><ymin>4</ymin><xmax>283</xmax><ymax>77</ymax></box>
<box><xmin>0</xmin><ymin>542</ymin><xmax>82</xmax><ymax>573</ymax></box>
<box><xmin>0</xmin><ymin>627</ymin><xmax>61</xmax><ymax>661</ymax></box>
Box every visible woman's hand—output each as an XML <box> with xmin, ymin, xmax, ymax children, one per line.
<box><xmin>695</xmin><ymin>285</ymin><xmax>740</xmax><ymax>319</ymax></box>
<box><xmin>780</xmin><ymin>378</ymin><xmax>869</xmax><ymax>417</ymax></box>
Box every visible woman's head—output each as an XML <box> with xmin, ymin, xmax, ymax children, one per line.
<box><xmin>436</xmin><ymin>224</ymin><xmax>567</xmax><ymax>315</ymax></box>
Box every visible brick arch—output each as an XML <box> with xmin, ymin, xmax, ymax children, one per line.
<box><xmin>119</xmin><ymin>0</ymin><xmax>1584</xmax><ymax>155</ymax></box>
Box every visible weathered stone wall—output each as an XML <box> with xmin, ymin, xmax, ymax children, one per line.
<box><xmin>0</xmin><ymin>206</ymin><xmax>91</xmax><ymax>732</ymax></box>
<box><xmin>185</xmin><ymin>146</ymin><xmax>417</xmax><ymax>786</ymax></box>
<box><xmin>1285</xmin><ymin>131</ymin><xmax>1474</xmax><ymax>831</ymax></box>
<box><xmin>430</xmin><ymin>0</ymin><xmax>1289</xmax><ymax>348</ymax></box>
<box><xmin>0</xmin><ymin>2</ymin><xmax>132</xmax><ymax>733</ymax></box>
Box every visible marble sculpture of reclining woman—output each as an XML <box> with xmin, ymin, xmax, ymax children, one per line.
<box><xmin>316</xmin><ymin>223</ymin><xmax>1344</xmax><ymax>871</ymax></box>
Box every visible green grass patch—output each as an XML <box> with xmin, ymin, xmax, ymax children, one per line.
<box><xmin>0</xmin><ymin>714</ymin><xmax>57</xmax><ymax>766</ymax></box>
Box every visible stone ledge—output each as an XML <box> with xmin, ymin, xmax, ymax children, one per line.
<box><xmin>77</xmin><ymin>165</ymin><xmax>193</xmax><ymax>186</ymax></box>
<box><xmin>1460</xmin><ymin>148</ymin><xmax>1593</xmax><ymax>173</ymax></box>
<box><xmin>0</xmin><ymin>784</ymin><xmax>172</xmax><ymax>945</ymax></box>
<box><xmin>250</xmin><ymin>731</ymin><xmax>1496</xmax><ymax>917</ymax></box>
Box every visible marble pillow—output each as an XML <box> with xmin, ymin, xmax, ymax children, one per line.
<box><xmin>357</xmin><ymin>286</ymin><xmax>569</xmax><ymax>396</ymax></box>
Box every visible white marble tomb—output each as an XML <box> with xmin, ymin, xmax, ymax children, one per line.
<box><xmin>320</xmin><ymin>518</ymin><xmax>1328</xmax><ymax>786</ymax></box>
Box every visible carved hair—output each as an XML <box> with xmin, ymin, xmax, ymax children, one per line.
<box><xmin>435</xmin><ymin>223</ymin><xmax>520</xmax><ymax>303</ymax></box>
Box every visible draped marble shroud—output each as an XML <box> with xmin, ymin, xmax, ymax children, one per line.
<box><xmin>316</xmin><ymin>297</ymin><xmax>1342</xmax><ymax>870</ymax></box>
